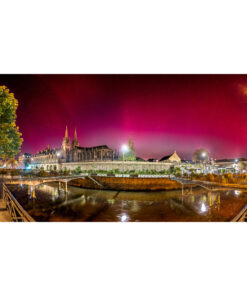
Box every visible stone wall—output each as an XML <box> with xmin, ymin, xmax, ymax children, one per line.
<box><xmin>70</xmin><ymin>176</ymin><xmax>182</xmax><ymax>191</ymax></box>
<box><xmin>60</xmin><ymin>161</ymin><xmax>172</xmax><ymax>172</ymax></box>
<box><xmin>31</xmin><ymin>161</ymin><xmax>172</xmax><ymax>172</ymax></box>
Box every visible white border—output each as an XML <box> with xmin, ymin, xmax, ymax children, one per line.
<box><xmin>1</xmin><ymin>1</ymin><xmax>247</xmax><ymax>295</ymax></box>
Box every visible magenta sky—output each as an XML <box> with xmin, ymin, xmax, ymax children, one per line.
<box><xmin>1</xmin><ymin>74</ymin><xmax>247</xmax><ymax>160</ymax></box>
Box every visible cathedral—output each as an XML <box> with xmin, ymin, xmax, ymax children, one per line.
<box><xmin>31</xmin><ymin>126</ymin><xmax>115</xmax><ymax>170</ymax></box>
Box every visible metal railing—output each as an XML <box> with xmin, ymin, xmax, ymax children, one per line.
<box><xmin>2</xmin><ymin>183</ymin><xmax>35</xmax><ymax>222</ymax></box>
<box><xmin>231</xmin><ymin>204</ymin><xmax>247</xmax><ymax>222</ymax></box>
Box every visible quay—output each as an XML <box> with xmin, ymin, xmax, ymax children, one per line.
<box><xmin>1</xmin><ymin>174</ymin><xmax>247</xmax><ymax>222</ymax></box>
<box><xmin>0</xmin><ymin>180</ymin><xmax>34</xmax><ymax>222</ymax></box>
<box><xmin>0</xmin><ymin>181</ymin><xmax>12</xmax><ymax>222</ymax></box>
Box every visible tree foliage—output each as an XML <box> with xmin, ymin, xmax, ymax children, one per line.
<box><xmin>118</xmin><ymin>138</ymin><xmax>136</xmax><ymax>161</ymax></box>
<box><xmin>192</xmin><ymin>148</ymin><xmax>210</xmax><ymax>163</ymax></box>
<box><xmin>0</xmin><ymin>86</ymin><xmax>23</xmax><ymax>160</ymax></box>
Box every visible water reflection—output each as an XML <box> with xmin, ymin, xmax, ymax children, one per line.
<box><xmin>119</xmin><ymin>214</ymin><xmax>129</xmax><ymax>222</ymax></box>
<box><xmin>201</xmin><ymin>203</ymin><xmax>207</xmax><ymax>213</ymax></box>
<box><xmin>7</xmin><ymin>183</ymin><xmax>247</xmax><ymax>222</ymax></box>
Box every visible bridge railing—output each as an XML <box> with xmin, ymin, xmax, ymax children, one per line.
<box><xmin>2</xmin><ymin>183</ymin><xmax>35</xmax><ymax>222</ymax></box>
<box><xmin>231</xmin><ymin>204</ymin><xmax>247</xmax><ymax>222</ymax></box>
<box><xmin>3</xmin><ymin>174</ymin><xmax>88</xmax><ymax>181</ymax></box>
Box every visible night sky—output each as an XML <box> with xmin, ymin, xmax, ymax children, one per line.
<box><xmin>1</xmin><ymin>74</ymin><xmax>247</xmax><ymax>160</ymax></box>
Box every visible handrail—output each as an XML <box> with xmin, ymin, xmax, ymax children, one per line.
<box><xmin>87</xmin><ymin>175</ymin><xmax>103</xmax><ymax>187</ymax></box>
<box><xmin>4</xmin><ymin>175</ymin><xmax>86</xmax><ymax>181</ymax></box>
<box><xmin>2</xmin><ymin>183</ymin><xmax>35</xmax><ymax>222</ymax></box>
<box><xmin>231</xmin><ymin>204</ymin><xmax>247</xmax><ymax>222</ymax></box>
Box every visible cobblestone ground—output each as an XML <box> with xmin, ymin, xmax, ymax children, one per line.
<box><xmin>0</xmin><ymin>182</ymin><xmax>12</xmax><ymax>222</ymax></box>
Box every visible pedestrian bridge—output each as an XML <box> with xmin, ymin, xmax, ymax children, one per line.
<box><xmin>4</xmin><ymin>175</ymin><xmax>96</xmax><ymax>198</ymax></box>
<box><xmin>171</xmin><ymin>177</ymin><xmax>227</xmax><ymax>195</ymax></box>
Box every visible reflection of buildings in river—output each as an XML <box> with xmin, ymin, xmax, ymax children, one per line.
<box><xmin>81</xmin><ymin>195</ymin><xmax>86</xmax><ymax>205</ymax></box>
<box><xmin>107</xmin><ymin>199</ymin><xmax>115</xmax><ymax>205</ymax></box>
<box><xmin>184</xmin><ymin>191</ymin><xmax>221</xmax><ymax>214</ymax></box>
<box><xmin>131</xmin><ymin>200</ymin><xmax>140</xmax><ymax>212</ymax></box>
<box><xmin>37</xmin><ymin>184</ymin><xmax>62</xmax><ymax>201</ymax></box>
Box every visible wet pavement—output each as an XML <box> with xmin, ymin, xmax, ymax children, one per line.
<box><xmin>6</xmin><ymin>183</ymin><xmax>247</xmax><ymax>222</ymax></box>
<box><xmin>0</xmin><ymin>181</ymin><xmax>12</xmax><ymax>222</ymax></box>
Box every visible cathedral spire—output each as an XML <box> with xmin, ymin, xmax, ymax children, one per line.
<box><xmin>74</xmin><ymin>128</ymin><xmax>77</xmax><ymax>140</ymax></box>
<box><xmin>65</xmin><ymin>125</ymin><xmax>68</xmax><ymax>138</ymax></box>
<box><xmin>61</xmin><ymin>125</ymin><xmax>71</xmax><ymax>154</ymax></box>
<box><xmin>72</xmin><ymin>128</ymin><xmax>79</xmax><ymax>148</ymax></box>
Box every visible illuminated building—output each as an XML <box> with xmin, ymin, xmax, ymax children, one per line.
<box><xmin>30</xmin><ymin>126</ymin><xmax>114</xmax><ymax>170</ymax></box>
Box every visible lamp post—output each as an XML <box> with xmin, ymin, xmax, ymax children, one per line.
<box><xmin>56</xmin><ymin>152</ymin><xmax>61</xmax><ymax>169</ymax></box>
<box><xmin>201</xmin><ymin>152</ymin><xmax>206</xmax><ymax>174</ymax></box>
<box><xmin>235</xmin><ymin>159</ymin><xmax>239</xmax><ymax>173</ymax></box>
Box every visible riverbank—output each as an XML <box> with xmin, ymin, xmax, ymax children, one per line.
<box><xmin>69</xmin><ymin>176</ymin><xmax>185</xmax><ymax>191</ymax></box>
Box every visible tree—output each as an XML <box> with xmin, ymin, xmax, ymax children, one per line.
<box><xmin>118</xmin><ymin>138</ymin><xmax>136</xmax><ymax>161</ymax></box>
<box><xmin>0</xmin><ymin>86</ymin><xmax>23</xmax><ymax>160</ymax></box>
<box><xmin>24</xmin><ymin>158</ymin><xmax>31</xmax><ymax>168</ymax></box>
<box><xmin>192</xmin><ymin>148</ymin><xmax>210</xmax><ymax>163</ymax></box>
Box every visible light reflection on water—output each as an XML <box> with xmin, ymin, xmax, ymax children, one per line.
<box><xmin>7</xmin><ymin>183</ymin><xmax>247</xmax><ymax>222</ymax></box>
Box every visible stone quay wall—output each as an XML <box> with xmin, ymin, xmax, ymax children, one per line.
<box><xmin>70</xmin><ymin>176</ymin><xmax>182</xmax><ymax>191</ymax></box>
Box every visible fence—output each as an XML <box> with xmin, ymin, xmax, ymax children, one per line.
<box><xmin>231</xmin><ymin>204</ymin><xmax>247</xmax><ymax>222</ymax></box>
<box><xmin>2</xmin><ymin>183</ymin><xmax>35</xmax><ymax>222</ymax></box>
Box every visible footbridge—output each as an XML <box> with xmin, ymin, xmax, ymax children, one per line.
<box><xmin>171</xmin><ymin>177</ymin><xmax>225</xmax><ymax>195</ymax></box>
<box><xmin>4</xmin><ymin>175</ymin><xmax>91</xmax><ymax>198</ymax></box>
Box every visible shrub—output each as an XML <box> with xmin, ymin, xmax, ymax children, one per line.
<box><xmin>74</xmin><ymin>166</ymin><xmax>82</xmax><ymax>175</ymax></box>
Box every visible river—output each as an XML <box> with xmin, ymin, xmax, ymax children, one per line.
<box><xmin>7</xmin><ymin>183</ymin><xmax>247</xmax><ymax>221</ymax></box>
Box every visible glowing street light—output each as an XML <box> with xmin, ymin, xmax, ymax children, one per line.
<box><xmin>57</xmin><ymin>152</ymin><xmax>61</xmax><ymax>157</ymax></box>
<box><xmin>121</xmin><ymin>144</ymin><xmax>129</xmax><ymax>161</ymax></box>
<box><xmin>201</xmin><ymin>152</ymin><xmax>206</xmax><ymax>157</ymax></box>
<box><xmin>122</xmin><ymin>144</ymin><xmax>129</xmax><ymax>152</ymax></box>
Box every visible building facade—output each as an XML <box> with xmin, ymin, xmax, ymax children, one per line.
<box><xmin>159</xmin><ymin>151</ymin><xmax>181</xmax><ymax>163</ymax></box>
<box><xmin>31</xmin><ymin>126</ymin><xmax>115</xmax><ymax>170</ymax></box>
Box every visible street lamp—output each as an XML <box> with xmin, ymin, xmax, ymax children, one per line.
<box><xmin>121</xmin><ymin>144</ymin><xmax>129</xmax><ymax>161</ymax></box>
<box><xmin>201</xmin><ymin>152</ymin><xmax>207</xmax><ymax>173</ymax></box>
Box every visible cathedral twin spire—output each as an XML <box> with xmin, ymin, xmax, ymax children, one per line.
<box><xmin>65</xmin><ymin>125</ymin><xmax>69</xmax><ymax>138</ymax></box>
<box><xmin>72</xmin><ymin>127</ymin><xmax>79</xmax><ymax>148</ymax></box>
<box><xmin>62</xmin><ymin>126</ymin><xmax>79</xmax><ymax>151</ymax></box>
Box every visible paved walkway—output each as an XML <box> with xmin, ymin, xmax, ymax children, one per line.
<box><xmin>0</xmin><ymin>198</ymin><xmax>12</xmax><ymax>222</ymax></box>
<box><xmin>0</xmin><ymin>182</ymin><xmax>12</xmax><ymax>222</ymax></box>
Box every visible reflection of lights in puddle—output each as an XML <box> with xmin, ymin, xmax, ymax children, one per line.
<box><xmin>234</xmin><ymin>190</ymin><xmax>241</xmax><ymax>196</ymax></box>
<box><xmin>120</xmin><ymin>214</ymin><xmax>129</xmax><ymax>222</ymax></box>
<box><xmin>200</xmin><ymin>203</ymin><xmax>207</xmax><ymax>212</ymax></box>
